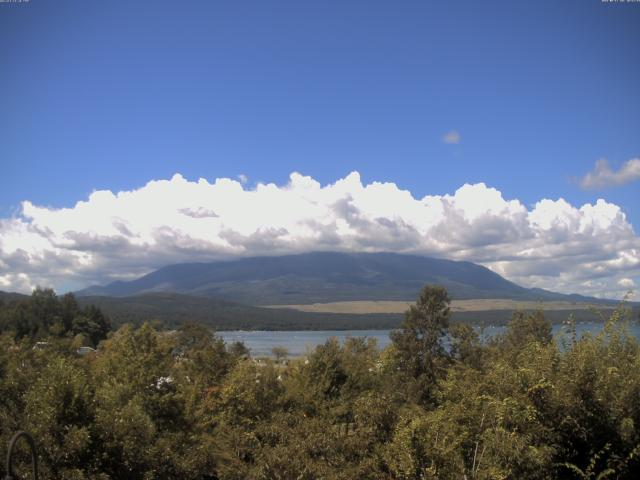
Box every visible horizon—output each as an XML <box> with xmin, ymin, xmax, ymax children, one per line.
<box><xmin>1</xmin><ymin>1</ymin><xmax>639</xmax><ymax>299</ymax></box>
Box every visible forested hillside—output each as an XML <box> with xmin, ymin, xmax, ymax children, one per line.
<box><xmin>77</xmin><ymin>292</ymin><xmax>628</xmax><ymax>330</ymax></box>
<box><xmin>0</xmin><ymin>286</ymin><xmax>638</xmax><ymax>479</ymax></box>
<box><xmin>76</xmin><ymin>292</ymin><xmax>403</xmax><ymax>330</ymax></box>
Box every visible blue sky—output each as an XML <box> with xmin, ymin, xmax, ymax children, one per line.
<box><xmin>0</xmin><ymin>0</ymin><xmax>639</xmax><ymax>297</ymax></box>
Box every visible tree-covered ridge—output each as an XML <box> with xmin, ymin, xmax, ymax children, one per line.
<box><xmin>75</xmin><ymin>292</ymin><xmax>633</xmax><ymax>331</ymax></box>
<box><xmin>0</xmin><ymin>286</ymin><xmax>638</xmax><ymax>479</ymax></box>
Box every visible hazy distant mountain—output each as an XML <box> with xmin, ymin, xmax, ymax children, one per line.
<box><xmin>76</xmin><ymin>252</ymin><xmax>605</xmax><ymax>305</ymax></box>
<box><xmin>0</xmin><ymin>290</ymin><xmax>28</xmax><ymax>302</ymax></box>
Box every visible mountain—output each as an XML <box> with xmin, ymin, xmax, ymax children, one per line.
<box><xmin>0</xmin><ymin>290</ymin><xmax>28</xmax><ymax>303</ymax></box>
<box><xmin>76</xmin><ymin>251</ymin><xmax>605</xmax><ymax>305</ymax></box>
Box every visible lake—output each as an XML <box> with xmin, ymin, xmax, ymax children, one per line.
<box><xmin>220</xmin><ymin>322</ymin><xmax>640</xmax><ymax>358</ymax></box>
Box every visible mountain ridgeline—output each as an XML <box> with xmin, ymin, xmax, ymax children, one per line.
<box><xmin>76</xmin><ymin>251</ymin><xmax>599</xmax><ymax>305</ymax></box>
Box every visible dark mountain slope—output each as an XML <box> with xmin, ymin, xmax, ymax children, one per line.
<box><xmin>76</xmin><ymin>251</ymin><xmax>605</xmax><ymax>305</ymax></box>
<box><xmin>0</xmin><ymin>291</ymin><xmax>29</xmax><ymax>303</ymax></box>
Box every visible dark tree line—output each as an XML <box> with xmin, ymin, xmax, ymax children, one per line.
<box><xmin>0</xmin><ymin>288</ymin><xmax>110</xmax><ymax>347</ymax></box>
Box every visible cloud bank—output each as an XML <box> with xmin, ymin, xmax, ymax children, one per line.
<box><xmin>1</xmin><ymin>172</ymin><xmax>638</xmax><ymax>298</ymax></box>
<box><xmin>580</xmin><ymin>158</ymin><xmax>640</xmax><ymax>189</ymax></box>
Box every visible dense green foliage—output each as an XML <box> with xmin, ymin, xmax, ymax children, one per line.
<box><xmin>0</xmin><ymin>288</ymin><xmax>110</xmax><ymax>347</ymax></box>
<box><xmin>0</xmin><ymin>285</ymin><xmax>638</xmax><ymax>479</ymax></box>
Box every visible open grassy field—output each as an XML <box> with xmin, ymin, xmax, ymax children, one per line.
<box><xmin>264</xmin><ymin>299</ymin><xmax>617</xmax><ymax>314</ymax></box>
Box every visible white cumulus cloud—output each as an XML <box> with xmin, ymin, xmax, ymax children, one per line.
<box><xmin>580</xmin><ymin>158</ymin><xmax>640</xmax><ymax>189</ymax></box>
<box><xmin>0</xmin><ymin>171</ymin><xmax>638</xmax><ymax>298</ymax></box>
<box><xmin>617</xmin><ymin>278</ymin><xmax>636</xmax><ymax>289</ymax></box>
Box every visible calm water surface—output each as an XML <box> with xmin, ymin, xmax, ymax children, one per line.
<box><xmin>220</xmin><ymin>322</ymin><xmax>640</xmax><ymax>358</ymax></box>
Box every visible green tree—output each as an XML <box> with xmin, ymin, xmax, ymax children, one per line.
<box><xmin>271</xmin><ymin>345</ymin><xmax>289</xmax><ymax>363</ymax></box>
<box><xmin>390</xmin><ymin>284</ymin><xmax>451</xmax><ymax>405</ymax></box>
<box><xmin>0</xmin><ymin>289</ymin><xmax>110</xmax><ymax>346</ymax></box>
<box><xmin>501</xmin><ymin>309</ymin><xmax>553</xmax><ymax>350</ymax></box>
<box><xmin>450</xmin><ymin>323</ymin><xmax>484</xmax><ymax>370</ymax></box>
<box><xmin>23</xmin><ymin>356</ymin><xmax>95</xmax><ymax>479</ymax></box>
